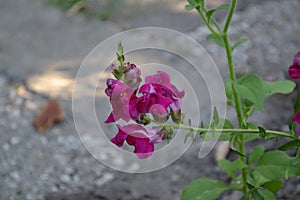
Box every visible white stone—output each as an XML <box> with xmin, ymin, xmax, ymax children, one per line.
<box><xmin>10</xmin><ymin>137</ymin><xmax>20</xmax><ymax>145</ymax></box>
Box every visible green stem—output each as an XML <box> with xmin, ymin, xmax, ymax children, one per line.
<box><xmin>162</xmin><ymin>124</ymin><xmax>299</xmax><ymax>140</ymax></box>
<box><xmin>196</xmin><ymin>7</ymin><xmax>220</xmax><ymax>36</ymax></box>
<box><xmin>223</xmin><ymin>0</ymin><xmax>249</xmax><ymax>196</ymax></box>
<box><xmin>223</xmin><ymin>34</ymin><xmax>244</xmax><ymax>127</ymax></box>
<box><xmin>224</xmin><ymin>0</ymin><xmax>237</xmax><ymax>33</ymax></box>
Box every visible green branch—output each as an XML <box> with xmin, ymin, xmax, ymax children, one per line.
<box><xmin>162</xmin><ymin>123</ymin><xmax>299</xmax><ymax>140</ymax></box>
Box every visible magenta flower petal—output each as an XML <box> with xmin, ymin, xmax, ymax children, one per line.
<box><xmin>105</xmin><ymin>113</ymin><xmax>115</xmax><ymax>123</ymax></box>
<box><xmin>289</xmin><ymin>65</ymin><xmax>300</xmax><ymax>79</ymax></box>
<box><xmin>293</xmin><ymin>52</ymin><xmax>300</xmax><ymax>66</ymax></box>
<box><xmin>110</xmin><ymin>125</ymin><xmax>128</xmax><ymax>147</ymax></box>
<box><xmin>109</xmin><ymin>81</ymin><xmax>135</xmax><ymax>122</ymax></box>
<box><xmin>145</xmin><ymin>71</ymin><xmax>171</xmax><ymax>87</ymax></box>
<box><xmin>136</xmin><ymin>93</ymin><xmax>172</xmax><ymax>114</ymax></box>
<box><xmin>289</xmin><ymin>52</ymin><xmax>300</xmax><ymax>79</ymax></box>
<box><xmin>110</xmin><ymin>124</ymin><xmax>162</xmax><ymax>159</ymax></box>
<box><xmin>127</xmin><ymin>136</ymin><xmax>154</xmax><ymax>159</ymax></box>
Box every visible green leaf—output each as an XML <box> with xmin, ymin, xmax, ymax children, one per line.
<box><xmin>290</xmin><ymin>148</ymin><xmax>300</xmax><ymax>166</ymax></box>
<box><xmin>258</xmin><ymin>126</ymin><xmax>266</xmax><ymax>138</ymax></box>
<box><xmin>236</xmin><ymin>75</ymin><xmax>265</xmax><ymax>110</ymax></box>
<box><xmin>198</xmin><ymin>121</ymin><xmax>206</xmax><ymax>135</ymax></box>
<box><xmin>117</xmin><ymin>42</ymin><xmax>124</xmax><ymax>55</ymax></box>
<box><xmin>187</xmin><ymin>0</ymin><xmax>196</xmax><ymax>5</ymax></box>
<box><xmin>252</xmin><ymin>171</ymin><xmax>271</xmax><ymax>187</ymax></box>
<box><xmin>263</xmin><ymin>180</ymin><xmax>282</xmax><ymax>193</ymax></box>
<box><xmin>246</xmin><ymin>123</ymin><xmax>258</xmax><ymax>129</ymax></box>
<box><xmin>257</xmin><ymin>189</ymin><xmax>276</xmax><ymax>200</ymax></box>
<box><xmin>185</xmin><ymin>4</ymin><xmax>196</xmax><ymax>10</ymax></box>
<box><xmin>289</xmin><ymin>121</ymin><xmax>296</xmax><ymax>135</ymax></box>
<box><xmin>255</xmin><ymin>150</ymin><xmax>300</xmax><ymax>180</ymax></box>
<box><xmin>247</xmin><ymin>183</ymin><xmax>264</xmax><ymax>200</ymax></box>
<box><xmin>198</xmin><ymin>0</ymin><xmax>205</xmax><ymax>10</ymax></box>
<box><xmin>232</xmin><ymin>38</ymin><xmax>248</xmax><ymax>51</ymax></box>
<box><xmin>278</xmin><ymin>140</ymin><xmax>300</xmax><ymax>151</ymax></box>
<box><xmin>181</xmin><ymin>178</ymin><xmax>230</xmax><ymax>200</ymax></box>
<box><xmin>218</xmin><ymin>159</ymin><xmax>247</xmax><ymax>179</ymax></box>
<box><xmin>262</xmin><ymin>80</ymin><xmax>295</xmax><ymax>98</ymax></box>
<box><xmin>249</xmin><ymin>146</ymin><xmax>265</xmax><ymax>165</ymax></box>
<box><xmin>211</xmin><ymin>107</ymin><xmax>220</xmax><ymax>129</ymax></box>
<box><xmin>206</xmin><ymin>34</ymin><xmax>225</xmax><ymax>48</ymax></box>
<box><xmin>244</xmin><ymin>133</ymin><xmax>260</xmax><ymax>142</ymax></box>
<box><xmin>206</xmin><ymin>3</ymin><xmax>230</xmax><ymax>21</ymax></box>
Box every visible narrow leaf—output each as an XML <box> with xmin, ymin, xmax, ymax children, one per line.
<box><xmin>206</xmin><ymin>3</ymin><xmax>230</xmax><ymax>21</ymax></box>
<box><xmin>206</xmin><ymin>34</ymin><xmax>225</xmax><ymax>48</ymax></box>
<box><xmin>185</xmin><ymin>4</ymin><xmax>196</xmax><ymax>10</ymax></box>
<box><xmin>232</xmin><ymin>38</ymin><xmax>248</xmax><ymax>51</ymax></box>
<box><xmin>278</xmin><ymin>140</ymin><xmax>300</xmax><ymax>151</ymax></box>
<box><xmin>184</xmin><ymin>130</ymin><xmax>194</xmax><ymax>143</ymax></box>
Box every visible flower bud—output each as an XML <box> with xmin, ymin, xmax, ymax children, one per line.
<box><xmin>171</xmin><ymin>109</ymin><xmax>182</xmax><ymax>124</ymax></box>
<box><xmin>124</xmin><ymin>64</ymin><xmax>142</xmax><ymax>91</ymax></box>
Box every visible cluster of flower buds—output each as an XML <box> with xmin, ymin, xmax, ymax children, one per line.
<box><xmin>104</xmin><ymin>43</ymin><xmax>185</xmax><ymax>158</ymax></box>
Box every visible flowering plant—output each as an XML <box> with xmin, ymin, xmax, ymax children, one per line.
<box><xmin>104</xmin><ymin>0</ymin><xmax>300</xmax><ymax>199</ymax></box>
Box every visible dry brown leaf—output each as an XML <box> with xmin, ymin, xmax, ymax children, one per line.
<box><xmin>32</xmin><ymin>100</ymin><xmax>64</xmax><ymax>133</ymax></box>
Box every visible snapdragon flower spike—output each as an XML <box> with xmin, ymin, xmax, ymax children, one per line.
<box><xmin>288</xmin><ymin>52</ymin><xmax>300</xmax><ymax>79</ymax></box>
<box><xmin>111</xmin><ymin>124</ymin><xmax>163</xmax><ymax>159</ymax></box>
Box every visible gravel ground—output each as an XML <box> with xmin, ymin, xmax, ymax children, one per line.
<box><xmin>1</xmin><ymin>0</ymin><xmax>300</xmax><ymax>200</ymax></box>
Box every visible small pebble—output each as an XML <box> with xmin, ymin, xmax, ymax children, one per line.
<box><xmin>60</xmin><ymin>174</ymin><xmax>71</xmax><ymax>183</ymax></box>
<box><xmin>95</xmin><ymin>173</ymin><xmax>114</xmax><ymax>187</ymax></box>
<box><xmin>10</xmin><ymin>171</ymin><xmax>20</xmax><ymax>182</ymax></box>
<box><xmin>10</xmin><ymin>137</ymin><xmax>20</xmax><ymax>145</ymax></box>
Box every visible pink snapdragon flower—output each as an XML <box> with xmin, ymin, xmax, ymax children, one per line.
<box><xmin>105</xmin><ymin>80</ymin><xmax>137</xmax><ymax>123</ymax></box>
<box><xmin>131</xmin><ymin>93</ymin><xmax>172</xmax><ymax>121</ymax></box>
<box><xmin>111</xmin><ymin>124</ymin><xmax>163</xmax><ymax>159</ymax></box>
<box><xmin>288</xmin><ymin>52</ymin><xmax>300</xmax><ymax>79</ymax></box>
<box><xmin>104</xmin><ymin>78</ymin><xmax>172</xmax><ymax>123</ymax></box>
<box><xmin>139</xmin><ymin>71</ymin><xmax>185</xmax><ymax>121</ymax></box>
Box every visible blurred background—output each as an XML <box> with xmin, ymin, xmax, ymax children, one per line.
<box><xmin>1</xmin><ymin>0</ymin><xmax>300</xmax><ymax>199</ymax></box>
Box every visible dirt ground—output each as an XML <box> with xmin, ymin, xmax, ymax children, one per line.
<box><xmin>1</xmin><ymin>0</ymin><xmax>300</xmax><ymax>199</ymax></box>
